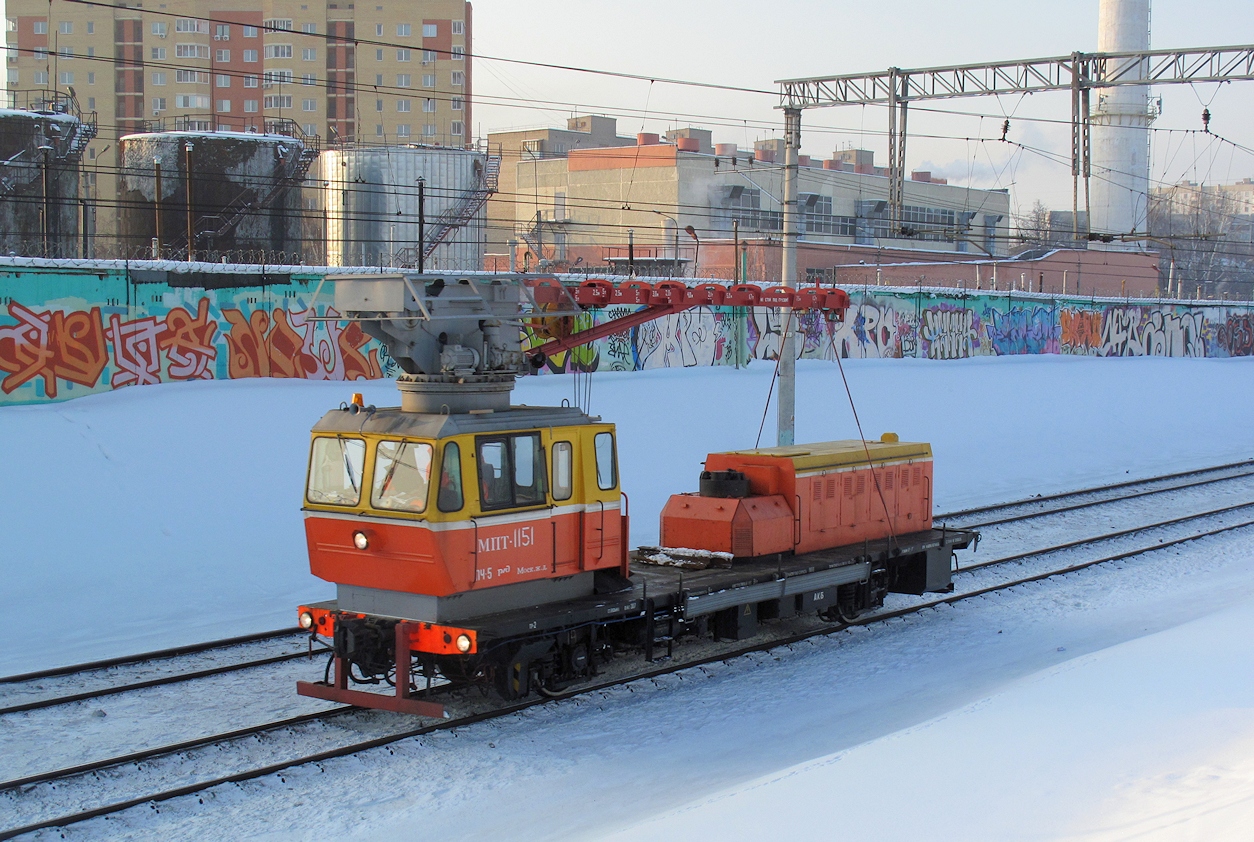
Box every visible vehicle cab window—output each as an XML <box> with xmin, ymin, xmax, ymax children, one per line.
<box><xmin>307</xmin><ymin>436</ymin><xmax>366</xmax><ymax>506</ymax></box>
<box><xmin>371</xmin><ymin>439</ymin><xmax>434</xmax><ymax>512</ymax></box>
<box><xmin>477</xmin><ymin>433</ymin><xmax>546</xmax><ymax>510</ymax></box>
<box><xmin>552</xmin><ymin>441</ymin><xmax>573</xmax><ymax>501</ymax></box>
<box><xmin>438</xmin><ymin>442</ymin><xmax>464</xmax><ymax>512</ymax></box>
<box><xmin>594</xmin><ymin>431</ymin><xmax>617</xmax><ymax>491</ymax></box>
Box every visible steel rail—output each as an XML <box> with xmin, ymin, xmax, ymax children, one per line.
<box><xmin>0</xmin><ymin>649</ymin><xmax>325</xmax><ymax>717</ymax></box>
<box><xmin>0</xmin><ymin>627</ymin><xmax>303</xmax><ymax>685</ymax></box>
<box><xmin>6</xmin><ymin>513</ymin><xmax>1253</xmax><ymax>841</ymax></box>
<box><xmin>936</xmin><ymin>459</ymin><xmax>1254</xmax><ymax>521</ymax></box>
<box><xmin>952</xmin><ymin>470</ymin><xmax>1254</xmax><ymax>530</ymax></box>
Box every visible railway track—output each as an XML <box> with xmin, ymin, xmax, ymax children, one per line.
<box><xmin>0</xmin><ymin>631</ymin><xmax>324</xmax><ymax>716</ymax></box>
<box><xmin>4</xmin><ymin>468</ymin><xmax>1254</xmax><ymax>841</ymax></box>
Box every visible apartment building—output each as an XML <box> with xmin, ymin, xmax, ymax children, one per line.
<box><xmin>6</xmin><ymin>0</ymin><xmax>471</xmax><ymax>246</ymax></box>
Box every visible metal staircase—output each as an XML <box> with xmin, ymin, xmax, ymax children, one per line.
<box><xmin>395</xmin><ymin>154</ymin><xmax>501</xmax><ymax>266</ymax></box>
<box><xmin>0</xmin><ymin>91</ymin><xmax>98</xmax><ymax>196</ymax></box>
<box><xmin>192</xmin><ymin>123</ymin><xmax>321</xmax><ymax>247</ymax></box>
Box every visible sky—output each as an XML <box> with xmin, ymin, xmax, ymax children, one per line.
<box><xmin>468</xmin><ymin>0</ymin><xmax>1254</xmax><ymax>218</ymax></box>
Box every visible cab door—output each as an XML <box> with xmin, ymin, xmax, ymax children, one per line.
<box><xmin>579</xmin><ymin>428</ymin><xmax>623</xmax><ymax>571</ymax></box>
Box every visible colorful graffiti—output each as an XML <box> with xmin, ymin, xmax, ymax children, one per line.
<box><xmin>0</xmin><ymin>275</ymin><xmax>393</xmax><ymax>404</ymax></box>
<box><xmin>4</xmin><ymin>265</ymin><xmax>1253</xmax><ymax>405</ymax></box>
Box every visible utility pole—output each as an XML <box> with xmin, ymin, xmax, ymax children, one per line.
<box><xmin>778</xmin><ymin>106</ymin><xmax>801</xmax><ymax>447</ymax></box>
<box><xmin>417</xmin><ymin>177</ymin><xmax>425</xmax><ymax>272</ymax></box>
<box><xmin>154</xmin><ymin>158</ymin><xmax>163</xmax><ymax>258</ymax></box>
<box><xmin>184</xmin><ymin>141</ymin><xmax>194</xmax><ymax>262</ymax></box>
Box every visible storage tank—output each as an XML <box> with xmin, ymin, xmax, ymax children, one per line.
<box><xmin>315</xmin><ymin>144</ymin><xmax>492</xmax><ymax>269</ymax></box>
<box><xmin>118</xmin><ymin>129</ymin><xmax>314</xmax><ymax>261</ymax></box>
<box><xmin>0</xmin><ymin>99</ymin><xmax>92</xmax><ymax>257</ymax></box>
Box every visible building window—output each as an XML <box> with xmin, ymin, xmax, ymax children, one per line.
<box><xmin>215</xmin><ymin>49</ymin><xmax>229</xmax><ymax>62</ymax></box>
<box><xmin>421</xmin><ymin>50</ymin><xmax>435</xmax><ymax>64</ymax></box>
<box><xmin>302</xmin><ymin>23</ymin><xmax>317</xmax><ymax>34</ymax></box>
<box><xmin>397</xmin><ymin>124</ymin><xmax>410</xmax><ymax>137</ymax></box>
<box><xmin>87</xmin><ymin>96</ymin><xmax>95</xmax><ymax>109</ymax></box>
<box><xmin>422</xmin><ymin>23</ymin><xmax>437</xmax><ymax>37</ymax></box>
<box><xmin>375</xmin><ymin>24</ymin><xmax>383</xmax><ymax>36</ymax></box>
<box><xmin>451</xmin><ymin>97</ymin><xmax>462</xmax><ymax>111</ymax></box>
<box><xmin>244</xmin><ymin>75</ymin><xmax>258</xmax><ymax>87</ymax></box>
<box><xmin>397</xmin><ymin>99</ymin><xmax>411</xmax><ymax>112</ymax></box>
<box><xmin>58</xmin><ymin>21</ymin><xmax>72</xmax><ymax>34</ymax></box>
<box><xmin>151</xmin><ymin>47</ymin><xmax>167</xmax><ymax>60</ymax></box>
<box><xmin>176</xmin><ymin>44</ymin><xmax>210</xmax><ymax>59</ymax></box>
<box><xmin>375</xmin><ymin>49</ymin><xmax>384</xmax><ymax>61</ymax></box>
<box><xmin>176</xmin><ymin>70</ymin><xmax>209</xmax><ymax>83</ymax></box>
<box><xmin>263</xmin><ymin>19</ymin><xmax>293</xmax><ymax>31</ymax></box>
<box><xmin>423</xmin><ymin>74</ymin><xmax>436</xmax><ymax>88</ymax></box>
<box><xmin>421</xmin><ymin>98</ymin><xmax>435</xmax><ymax>112</ymax></box>
<box><xmin>302</xmin><ymin>74</ymin><xmax>316</xmax><ymax>86</ymax></box>
<box><xmin>215</xmin><ymin>24</ymin><xmax>230</xmax><ymax>39</ymax></box>
<box><xmin>245</xmin><ymin>99</ymin><xmax>258</xmax><ymax>112</ymax></box>
<box><xmin>175</xmin><ymin>19</ymin><xmax>209</xmax><ymax>34</ymax></box>
<box><xmin>302</xmin><ymin>98</ymin><xmax>316</xmax><ymax>111</ymax></box>
<box><xmin>451</xmin><ymin>46</ymin><xmax>464</xmax><ymax>61</ymax></box>
<box><xmin>6</xmin><ymin>69</ymin><xmax>16</xmax><ymax>85</ymax></box>
<box><xmin>264</xmin><ymin>45</ymin><xmax>293</xmax><ymax>59</ymax></box>
<box><xmin>33</xmin><ymin>21</ymin><xmax>47</xmax><ymax>34</ymax></box>
<box><xmin>151</xmin><ymin>22</ymin><xmax>167</xmax><ymax>37</ymax></box>
<box><xmin>216</xmin><ymin>74</ymin><xmax>231</xmax><ymax>88</ymax></box>
<box><xmin>264</xmin><ymin>70</ymin><xmax>294</xmax><ymax>85</ymax></box>
<box><xmin>451</xmin><ymin>71</ymin><xmax>464</xmax><ymax>86</ymax></box>
<box><xmin>33</xmin><ymin>71</ymin><xmax>48</xmax><ymax>85</ymax></box>
<box><xmin>217</xmin><ymin>99</ymin><xmax>231</xmax><ymax>112</ymax></box>
<box><xmin>397</xmin><ymin>49</ymin><xmax>411</xmax><ymax>61</ymax></box>
<box><xmin>264</xmin><ymin>95</ymin><xmax>293</xmax><ymax>108</ymax></box>
<box><xmin>397</xmin><ymin>23</ymin><xmax>411</xmax><ymax>36</ymax></box>
<box><xmin>375</xmin><ymin>99</ymin><xmax>383</xmax><ymax>112</ymax></box>
<box><xmin>86</xmin><ymin>21</ymin><xmax>95</xmax><ymax>34</ymax></box>
<box><xmin>151</xmin><ymin>72</ymin><xmax>167</xmax><ymax>85</ymax></box>
<box><xmin>243</xmin><ymin>49</ymin><xmax>258</xmax><ymax>63</ymax></box>
<box><xmin>6</xmin><ymin>19</ymin><xmax>16</xmax><ymax>33</ymax></box>
<box><xmin>34</xmin><ymin>48</ymin><xmax>49</xmax><ymax>61</ymax></box>
<box><xmin>302</xmin><ymin>48</ymin><xmax>316</xmax><ymax>61</ymax></box>
<box><xmin>397</xmin><ymin>74</ymin><xmax>411</xmax><ymax>87</ymax></box>
<box><xmin>59</xmin><ymin>46</ymin><xmax>73</xmax><ymax>58</ymax></box>
<box><xmin>175</xmin><ymin>94</ymin><xmax>210</xmax><ymax>108</ymax></box>
<box><xmin>243</xmin><ymin>25</ymin><xmax>258</xmax><ymax>38</ymax></box>
<box><xmin>303</xmin><ymin>123</ymin><xmax>316</xmax><ymax>135</ymax></box>
<box><xmin>87</xmin><ymin>72</ymin><xmax>95</xmax><ymax>84</ymax></box>
<box><xmin>423</xmin><ymin>123</ymin><xmax>437</xmax><ymax>137</ymax></box>
<box><xmin>453</xmin><ymin>21</ymin><xmax>464</xmax><ymax>35</ymax></box>
<box><xmin>86</xmin><ymin>47</ymin><xmax>95</xmax><ymax>57</ymax></box>
<box><xmin>374</xmin><ymin>74</ymin><xmax>383</xmax><ymax>85</ymax></box>
<box><xmin>376</xmin><ymin>125</ymin><xmax>384</xmax><ymax>137</ymax></box>
<box><xmin>151</xmin><ymin>97</ymin><xmax>166</xmax><ymax>111</ymax></box>
<box><xmin>58</xmin><ymin>71</ymin><xmax>73</xmax><ymax>85</ymax></box>
<box><xmin>451</xmin><ymin>121</ymin><xmax>463</xmax><ymax>136</ymax></box>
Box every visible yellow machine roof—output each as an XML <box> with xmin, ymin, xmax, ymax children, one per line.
<box><xmin>719</xmin><ymin>435</ymin><xmax>931</xmax><ymax>471</ymax></box>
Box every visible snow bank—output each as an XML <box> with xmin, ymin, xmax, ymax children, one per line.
<box><xmin>1</xmin><ymin>355</ymin><xmax>1253</xmax><ymax>675</ymax></box>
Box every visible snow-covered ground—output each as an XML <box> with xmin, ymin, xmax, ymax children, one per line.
<box><xmin>4</xmin><ymin>355</ymin><xmax>1254</xmax><ymax>840</ymax></box>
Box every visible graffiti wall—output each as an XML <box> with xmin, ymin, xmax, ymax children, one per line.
<box><xmin>3</xmin><ymin>263</ymin><xmax>1252</xmax><ymax>406</ymax></box>
<box><xmin>526</xmin><ymin>288</ymin><xmax>1254</xmax><ymax>372</ymax></box>
<box><xmin>0</xmin><ymin>266</ymin><xmax>401</xmax><ymax>404</ymax></box>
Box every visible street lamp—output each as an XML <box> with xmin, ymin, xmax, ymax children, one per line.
<box><xmin>684</xmin><ymin>225</ymin><xmax>700</xmax><ymax>278</ymax></box>
<box><xmin>651</xmin><ymin>209</ymin><xmax>679</xmax><ymax>278</ymax></box>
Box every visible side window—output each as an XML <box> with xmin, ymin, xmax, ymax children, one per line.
<box><xmin>438</xmin><ymin>442</ymin><xmax>464</xmax><ymax>512</ymax></box>
<box><xmin>552</xmin><ymin>441</ymin><xmax>572</xmax><ymax>501</ymax></box>
<box><xmin>594</xmin><ymin>432</ymin><xmax>617</xmax><ymax>491</ymax></box>
<box><xmin>307</xmin><ymin>436</ymin><xmax>365</xmax><ymax>506</ymax></box>
<box><xmin>476</xmin><ymin>433</ymin><xmax>547</xmax><ymax>510</ymax></box>
<box><xmin>371</xmin><ymin>439</ymin><xmax>433</xmax><ymax>513</ymax></box>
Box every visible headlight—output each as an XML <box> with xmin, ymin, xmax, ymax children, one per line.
<box><xmin>298</xmin><ymin>611</ymin><xmax>315</xmax><ymax>630</ymax></box>
<box><xmin>352</xmin><ymin>531</ymin><xmax>369</xmax><ymax>550</ymax></box>
<box><xmin>455</xmin><ymin>634</ymin><xmax>472</xmax><ymax>653</ymax></box>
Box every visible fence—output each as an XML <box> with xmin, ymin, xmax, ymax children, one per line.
<box><xmin>2</xmin><ymin>261</ymin><xmax>1251</xmax><ymax>406</ymax></box>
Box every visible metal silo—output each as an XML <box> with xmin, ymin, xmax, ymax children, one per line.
<box><xmin>314</xmin><ymin>144</ymin><xmax>498</xmax><ymax>269</ymax></box>
<box><xmin>118</xmin><ymin>122</ymin><xmax>318</xmax><ymax>261</ymax></box>
<box><xmin>0</xmin><ymin>92</ymin><xmax>95</xmax><ymax>257</ymax></box>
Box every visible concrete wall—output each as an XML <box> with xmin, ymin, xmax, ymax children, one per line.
<box><xmin>3</xmin><ymin>261</ymin><xmax>1250</xmax><ymax>406</ymax></box>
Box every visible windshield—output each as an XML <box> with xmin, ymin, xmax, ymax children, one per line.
<box><xmin>307</xmin><ymin>436</ymin><xmax>366</xmax><ymax>506</ymax></box>
<box><xmin>372</xmin><ymin>439</ymin><xmax>434</xmax><ymax>513</ymax></box>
